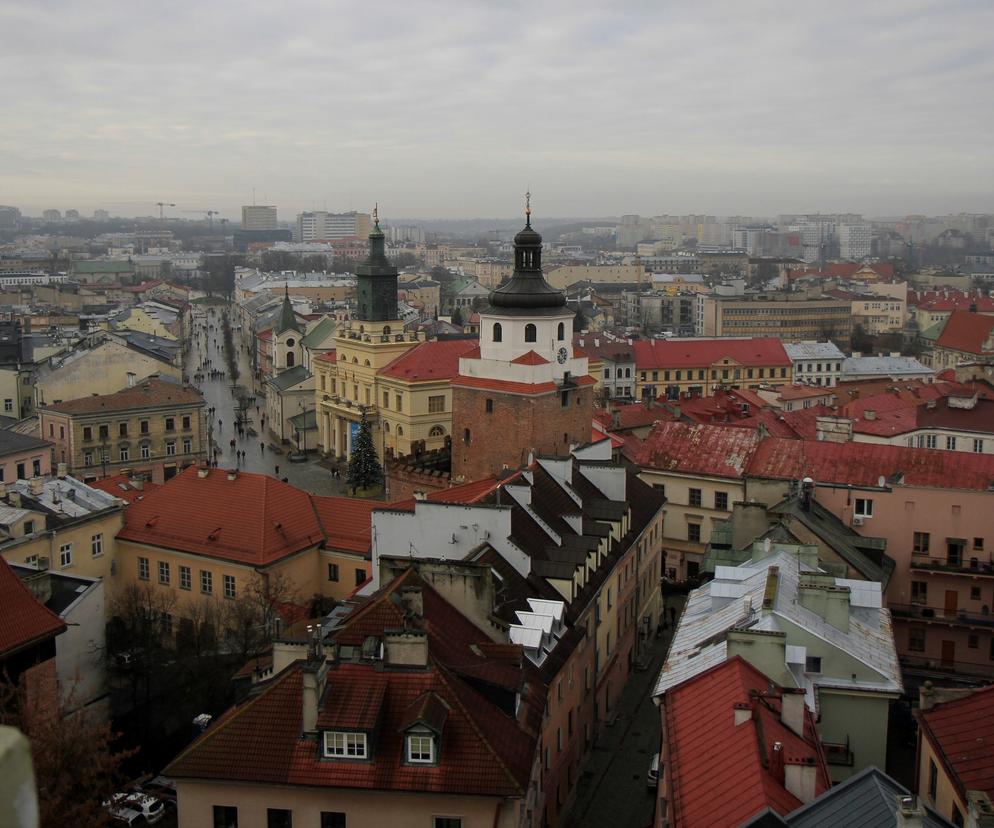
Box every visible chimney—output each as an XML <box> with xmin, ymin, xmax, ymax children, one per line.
<box><xmin>300</xmin><ymin>659</ymin><xmax>329</xmax><ymax>733</ymax></box>
<box><xmin>400</xmin><ymin>585</ymin><xmax>423</xmax><ymax>618</ymax></box>
<box><xmin>864</xmin><ymin>409</ymin><xmax>877</xmax><ymax>420</ymax></box>
<box><xmin>227</xmin><ymin>469</ymin><xmax>238</xmax><ymax>481</ymax></box>
<box><xmin>29</xmin><ymin>477</ymin><xmax>44</xmax><ymax>497</ymax></box>
<box><xmin>730</xmin><ymin>501</ymin><xmax>770</xmax><ymax>551</ymax></box>
<box><xmin>896</xmin><ymin>795</ymin><xmax>927</xmax><ymax>828</ymax></box>
<box><xmin>56</xmin><ymin>463</ymin><xmax>67</xmax><ymax>479</ymax></box>
<box><xmin>784</xmin><ymin>758</ymin><xmax>819</xmax><ymax>804</ymax></box>
<box><xmin>9</xmin><ymin>491</ymin><xmax>21</xmax><ymax>508</ymax></box>
<box><xmin>780</xmin><ymin>688</ymin><xmax>806</xmax><ymax>737</ymax></box>
<box><xmin>801</xmin><ymin>477</ymin><xmax>814</xmax><ymax>512</ymax></box>
<box><xmin>384</xmin><ymin>629</ymin><xmax>428</xmax><ymax>667</ymax></box>
<box><xmin>197</xmin><ymin>467</ymin><xmax>210</xmax><ymax>479</ymax></box>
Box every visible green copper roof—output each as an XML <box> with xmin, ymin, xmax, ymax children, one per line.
<box><xmin>919</xmin><ymin>319</ymin><xmax>944</xmax><ymax>341</ymax></box>
<box><xmin>71</xmin><ymin>260</ymin><xmax>135</xmax><ymax>273</ymax></box>
<box><xmin>301</xmin><ymin>316</ymin><xmax>336</xmax><ymax>348</ymax></box>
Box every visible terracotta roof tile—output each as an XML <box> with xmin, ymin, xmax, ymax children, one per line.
<box><xmin>379</xmin><ymin>339</ymin><xmax>479</xmax><ymax>382</ymax></box>
<box><xmin>310</xmin><ymin>496</ymin><xmax>375</xmax><ymax>555</ymax></box>
<box><xmin>636</xmin><ymin>421</ymin><xmax>761</xmax><ymax>478</ymax></box>
<box><xmin>510</xmin><ymin>349</ymin><xmax>550</xmax><ymax>366</ymax></box>
<box><xmin>633</xmin><ymin>337</ymin><xmax>791</xmax><ymax>370</ymax></box>
<box><xmin>936</xmin><ymin>310</ymin><xmax>994</xmax><ymax>355</ymax></box>
<box><xmin>917</xmin><ymin>685</ymin><xmax>994</xmax><ymax>801</ymax></box>
<box><xmin>0</xmin><ymin>557</ymin><xmax>66</xmax><ymax>658</ymax></box>
<box><xmin>452</xmin><ymin>375</ymin><xmax>558</xmax><ymax>395</ymax></box>
<box><xmin>317</xmin><ymin>672</ymin><xmax>388</xmax><ymax>730</ymax></box>
<box><xmin>38</xmin><ymin>378</ymin><xmax>203</xmax><ymax>415</ymax></box>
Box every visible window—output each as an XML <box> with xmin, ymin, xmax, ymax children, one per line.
<box><xmin>428</xmin><ymin>395</ymin><xmax>445</xmax><ymax>413</ymax></box>
<box><xmin>974</xmin><ymin>439</ymin><xmax>984</xmax><ymax>453</ymax></box>
<box><xmin>182</xmin><ymin>415</ymin><xmax>191</xmax><ymax>430</ymax></box>
<box><xmin>140</xmin><ymin>420</ymin><xmax>149</xmax><ymax>435</ymax></box>
<box><xmin>59</xmin><ymin>542</ymin><xmax>73</xmax><ymax>568</ymax></box>
<box><xmin>911</xmin><ymin>581</ymin><xmax>928</xmax><ymax>604</ymax></box>
<box><xmin>286</xmin><ymin>352</ymin><xmax>295</xmax><ymax>367</ymax></box>
<box><xmin>24</xmin><ymin>520</ymin><xmax>33</xmax><ymax>535</ymax></box>
<box><xmin>429</xmin><ymin>425</ymin><xmax>445</xmax><ymax>437</ymax></box>
<box><xmin>557</xmin><ymin>322</ymin><xmax>565</xmax><ymax>340</ymax></box>
<box><xmin>969</xmin><ymin>634</ymin><xmax>979</xmax><ymax>649</ymax></box>
<box><xmin>4</xmin><ymin>399</ymin><xmax>12</xmax><ymax>413</ymax></box>
<box><xmin>355</xmin><ymin>568</ymin><xmax>365</xmax><ymax>587</ymax></box>
<box><xmin>328</xmin><ymin>563</ymin><xmax>339</xmax><ymax>581</ymax></box>
<box><xmin>464</xmin><ymin>428</ymin><xmax>471</xmax><ymax>444</ymax></box>
<box><xmin>924</xmin><ymin>434</ymin><xmax>937</xmax><ymax>449</ymax></box>
<box><xmin>119</xmin><ymin>422</ymin><xmax>128</xmax><ymax>437</ymax></box>
<box><xmin>138</xmin><ymin>557</ymin><xmax>149</xmax><ymax>580</ymax></box>
<box><xmin>975</xmin><ymin>538</ymin><xmax>985</xmax><ymax>550</ymax></box>
<box><xmin>492</xmin><ymin>322</ymin><xmax>502</xmax><ymax>342</ymax></box>
<box><xmin>119</xmin><ymin>447</ymin><xmax>129</xmax><ymax>462</ymax></box>
<box><xmin>714</xmin><ymin>492</ymin><xmax>728</xmax><ymax>511</ymax></box>
<box><xmin>854</xmin><ymin>498</ymin><xmax>873</xmax><ymax>517</ymax></box>
<box><xmin>946</xmin><ymin>436</ymin><xmax>957</xmax><ymax>451</ymax></box>
<box><xmin>909</xmin><ymin>627</ymin><xmax>926</xmax><ymax>652</ymax></box>
<box><xmin>561</xmin><ymin>390</ymin><xmax>570</xmax><ymax>408</ymax></box>
<box><xmin>165</xmin><ymin>417</ymin><xmax>175</xmax><ymax>432</ymax></box>
<box><xmin>323</xmin><ymin>731</ymin><xmax>367</xmax><ymax>759</ymax></box>
<box><xmin>687</xmin><ymin>523</ymin><xmax>701</xmax><ymax>543</ymax></box>
<box><xmin>223</xmin><ymin>574</ymin><xmax>236</xmax><ymax>598</ymax></box>
<box><xmin>99</xmin><ymin>424</ymin><xmax>109</xmax><ymax>439</ymax></box>
<box><xmin>183</xmin><ymin>438</ymin><xmax>192</xmax><ymax>454</ymax></box>
<box><xmin>434</xmin><ymin>820</ymin><xmax>462</xmax><ymax>828</ymax></box>
<box><xmin>83</xmin><ymin>426</ymin><xmax>92</xmax><ymax>441</ymax></box>
<box><xmin>928</xmin><ymin>759</ymin><xmax>938</xmax><ymax>800</ymax></box>
<box><xmin>213</xmin><ymin>805</ymin><xmax>238</xmax><ymax>828</ymax></box>
<box><xmin>180</xmin><ymin>565</ymin><xmax>191</xmax><ymax>590</ymax></box>
<box><xmin>382</xmin><ymin>391</ymin><xmax>389</xmax><ymax>408</ymax></box>
<box><xmin>688</xmin><ymin>488</ymin><xmax>702</xmax><ymax>507</ymax></box>
<box><xmin>395</xmin><ymin>394</ymin><xmax>402</xmax><ymax>412</ymax></box>
<box><xmin>84</xmin><ymin>451</ymin><xmax>93</xmax><ymax>465</ymax></box>
<box><xmin>971</xmin><ymin>586</ymin><xmax>981</xmax><ymax>601</ymax></box>
<box><xmin>913</xmin><ymin>532</ymin><xmax>930</xmax><ymax>555</ymax></box>
<box><xmin>953</xmin><ymin>804</ymin><xmax>964</xmax><ymax>828</ymax></box>
<box><xmin>407</xmin><ymin>733</ymin><xmax>434</xmax><ymax>763</ymax></box>
<box><xmin>91</xmin><ymin>533</ymin><xmax>103</xmax><ymax>557</ymax></box>
<box><xmin>320</xmin><ymin>814</ymin><xmax>346</xmax><ymax>828</ymax></box>
<box><xmin>267</xmin><ymin>809</ymin><xmax>292</xmax><ymax>828</ymax></box>
<box><xmin>166</xmin><ymin>441</ymin><xmax>177</xmax><ymax>456</ymax></box>
<box><xmin>201</xmin><ymin>570</ymin><xmax>213</xmax><ymax>594</ymax></box>
<box><xmin>141</xmin><ymin>444</ymin><xmax>151</xmax><ymax>459</ymax></box>
<box><xmin>805</xmin><ymin>656</ymin><xmax>822</xmax><ymax>674</ymax></box>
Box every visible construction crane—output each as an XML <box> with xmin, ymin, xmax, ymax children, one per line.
<box><xmin>155</xmin><ymin>201</ymin><xmax>176</xmax><ymax>219</ymax></box>
<box><xmin>181</xmin><ymin>209</ymin><xmax>219</xmax><ymax>228</ymax></box>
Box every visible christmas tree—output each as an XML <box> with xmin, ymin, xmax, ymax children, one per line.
<box><xmin>347</xmin><ymin>407</ymin><xmax>382</xmax><ymax>493</ymax></box>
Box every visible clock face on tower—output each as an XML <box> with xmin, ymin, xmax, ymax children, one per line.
<box><xmin>557</xmin><ymin>346</ymin><xmax>568</xmax><ymax>364</ymax></box>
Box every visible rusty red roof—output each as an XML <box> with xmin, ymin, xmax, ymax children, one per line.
<box><xmin>510</xmin><ymin>349</ymin><xmax>549</xmax><ymax>366</ymax></box>
<box><xmin>378</xmin><ymin>339</ymin><xmax>479</xmax><ymax>382</ymax></box>
<box><xmin>665</xmin><ymin>657</ymin><xmax>830</xmax><ymax>828</ymax></box>
<box><xmin>635</xmin><ymin>421</ymin><xmax>761</xmax><ymax>478</ymax></box>
<box><xmin>0</xmin><ymin>557</ymin><xmax>66</xmax><ymax>659</ymax></box>
<box><xmin>936</xmin><ymin>310</ymin><xmax>994</xmax><ymax>355</ymax></box>
<box><xmin>311</xmin><ymin>496</ymin><xmax>376</xmax><ymax>555</ymax></box>
<box><xmin>747</xmin><ymin>437</ymin><xmax>994</xmax><ymax>490</ymax></box>
<box><xmin>38</xmin><ymin>378</ymin><xmax>203</xmax><ymax>415</ymax></box>
<box><xmin>633</xmin><ymin>337</ymin><xmax>791</xmax><ymax>370</ymax></box>
<box><xmin>917</xmin><ymin>685</ymin><xmax>994</xmax><ymax>802</ymax></box>
<box><xmin>315</xmin><ymin>350</ymin><xmax>338</xmax><ymax>363</ymax></box>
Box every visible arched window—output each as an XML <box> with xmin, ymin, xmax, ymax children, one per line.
<box><xmin>383</xmin><ymin>422</ymin><xmax>391</xmax><ymax>433</ymax></box>
<box><xmin>429</xmin><ymin>425</ymin><xmax>445</xmax><ymax>437</ymax></box>
<box><xmin>384</xmin><ymin>326</ymin><xmax>391</xmax><ymax>335</ymax></box>
<box><xmin>352</xmin><ymin>357</ymin><xmax>359</xmax><ymax>364</ymax></box>
<box><xmin>397</xmin><ymin>425</ymin><xmax>404</xmax><ymax>437</ymax></box>
<box><xmin>359</xmin><ymin>325</ymin><xmax>365</xmax><ymax>334</ymax></box>
<box><xmin>524</xmin><ymin>323</ymin><xmax>537</xmax><ymax>343</ymax></box>
<box><xmin>364</xmin><ymin>360</ymin><xmax>371</xmax><ymax>367</ymax></box>
<box><xmin>340</xmin><ymin>353</ymin><xmax>346</xmax><ymax>361</ymax></box>
<box><xmin>493</xmin><ymin>323</ymin><xmax>502</xmax><ymax>343</ymax></box>
<box><xmin>286</xmin><ymin>352</ymin><xmax>295</xmax><ymax>367</ymax></box>
<box><xmin>557</xmin><ymin>322</ymin><xmax>565</xmax><ymax>341</ymax></box>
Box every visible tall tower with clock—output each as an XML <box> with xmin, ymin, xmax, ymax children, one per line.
<box><xmin>451</xmin><ymin>195</ymin><xmax>594</xmax><ymax>481</ymax></box>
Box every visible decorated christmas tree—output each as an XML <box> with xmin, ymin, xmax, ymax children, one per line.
<box><xmin>346</xmin><ymin>407</ymin><xmax>382</xmax><ymax>493</ymax></box>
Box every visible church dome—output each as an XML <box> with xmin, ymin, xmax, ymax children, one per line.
<box><xmin>487</xmin><ymin>198</ymin><xmax>566</xmax><ymax>313</ymax></box>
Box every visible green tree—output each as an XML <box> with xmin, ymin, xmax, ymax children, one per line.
<box><xmin>450</xmin><ymin>306</ymin><xmax>464</xmax><ymax>326</ymax></box>
<box><xmin>346</xmin><ymin>408</ymin><xmax>382</xmax><ymax>494</ymax></box>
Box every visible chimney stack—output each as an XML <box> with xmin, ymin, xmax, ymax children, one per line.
<box><xmin>784</xmin><ymin>758</ymin><xmax>818</xmax><ymax>804</ymax></box>
<box><xmin>29</xmin><ymin>477</ymin><xmax>44</xmax><ymax>497</ymax></box>
<box><xmin>300</xmin><ymin>659</ymin><xmax>329</xmax><ymax>734</ymax></box>
<box><xmin>57</xmin><ymin>463</ymin><xmax>67</xmax><ymax>479</ymax></box>
<box><xmin>896</xmin><ymin>795</ymin><xmax>927</xmax><ymax>828</ymax></box>
<box><xmin>780</xmin><ymin>688</ymin><xmax>806</xmax><ymax>737</ymax></box>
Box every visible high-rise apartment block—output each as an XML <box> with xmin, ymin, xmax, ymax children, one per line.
<box><xmin>838</xmin><ymin>222</ymin><xmax>873</xmax><ymax>261</ymax></box>
<box><xmin>295</xmin><ymin>211</ymin><xmax>371</xmax><ymax>242</ymax></box>
<box><xmin>241</xmin><ymin>205</ymin><xmax>278</xmax><ymax>231</ymax></box>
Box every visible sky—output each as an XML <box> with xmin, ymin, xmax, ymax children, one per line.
<box><xmin>2</xmin><ymin>0</ymin><xmax>993</xmax><ymax>221</ymax></box>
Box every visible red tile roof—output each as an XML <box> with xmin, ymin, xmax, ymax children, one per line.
<box><xmin>593</xmin><ymin>403</ymin><xmax>667</xmax><ymax>432</ymax></box>
<box><xmin>378</xmin><ymin>339</ymin><xmax>479</xmax><ymax>382</ymax></box>
<box><xmin>0</xmin><ymin>557</ymin><xmax>66</xmax><ymax>659</ymax></box>
<box><xmin>89</xmin><ymin>475</ymin><xmax>162</xmax><ymax>504</ymax></box>
<box><xmin>665</xmin><ymin>657</ymin><xmax>830</xmax><ymax>828</ymax></box>
<box><xmin>917</xmin><ymin>685</ymin><xmax>994</xmax><ymax>802</ymax></box>
<box><xmin>747</xmin><ymin>437</ymin><xmax>994</xmax><ymax>490</ymax></box>
<box><xmin>778</xmin><ymin>385</ymin><xmax>836</xmax><ymax>401</ymax></box>
<box><xmin>257</xmin><ymin>329</ymin><xmax>273</xmax><ymax>341</ymax></box>
<box><xmin>311</xmin><ymin>496</ymin><xmax>376</xmax><ymax>555</ymax></box>
<box><xmin>510</xmin><ymin>349</ymin><xmax>550</xmax><ymax>366</ymax></box>
<box><xmin>118</xmin><ymin>467</ymin><xmax>326</xmax><ymax>565</ymax></box>
<box><xmin>636</xmin><ymin>421</ymin><xmax>761</xmax><ymax>478</ymax></box>
<box><xmin>452</xmin><ymin>376</ymin><xmax>558</xmax><ymax>395</ymax></box>
<box><xmin>936</xmin><ymin>310</ymin><xmax>994</xmax><ymax>355</ymax></box>
<box><xmin>633</xmin><ymin>337</ymin><xmax>791</xmax><ymax>370</ymax></box>
<box><xmin>317</xmin><ymin>672</ymin><xmax>388</xmax><ymax>730</ymax></box>
<box><xmin>315</xmin><ymin>350</ymin><xmax>338</xmax><ymax>363</ymax></box>
<box><xmin>383</xmin><ymin>476</ymin><xmax>505</xmax><ymax>514</ymax></box>
<box><xmin>38</xmin><ymin>378</ymin><xmax>203</xmax><ymax>415</ymax></box>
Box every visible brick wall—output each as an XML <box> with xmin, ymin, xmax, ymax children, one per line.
<box><xmin>451</xmin><ymin>384</ymin><xmax>593</xmax><ymax>482</ymax></box>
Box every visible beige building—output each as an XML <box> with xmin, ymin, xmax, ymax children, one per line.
<box><xmin>241</xmin><ymin>205</ymin><xmax>278</xmax><ymax>231</ymax></box>
<box><xmin>698</xmin><ymin>291</ymin><xmax>852</xmax><ymax>344</ymax></box>
<box><xmin>37</xmin><ymin>378</ymin><xmax>206</xmax><ymax>484</ymax></box>
<box><xmin>545</xmin><ymin>264</ymin><xmax>645</xmax><ymax>290</ymax></box>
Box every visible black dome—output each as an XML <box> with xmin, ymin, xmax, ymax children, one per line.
<box><xmin>487</xmin><ymin>213</ymin><xmax>566</xmax><ymax>312</ymax></box>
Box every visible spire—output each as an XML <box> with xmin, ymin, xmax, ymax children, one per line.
<box><xmin>525</xmin><ymin>190</ymin><xmax>531</xmax><ymax>228</ymax></box>
<box><xmin>275</xmin><ymin>282</ymin><xmax>301</xmax><ymax>335</ymax></box>
<box><xmin>373</xmin><ymin>202</ymin><xmax>379</xmax><ymax>229</ymax></box>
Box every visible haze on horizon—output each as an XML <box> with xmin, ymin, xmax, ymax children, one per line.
<box><xmin>2</xmin><ymin>0</ymin><xmax>993</xmax><ymax>221</ymax></box>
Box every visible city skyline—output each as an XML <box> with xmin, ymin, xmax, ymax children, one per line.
<box><xmin>2</xmin><ymin>0</ymin><xmax>993</xmax><ymax>217</ymax></box>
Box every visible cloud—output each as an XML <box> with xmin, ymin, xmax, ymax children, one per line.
<box><xmin>1</xmin><ymin>0</ymin><xmax>992</xmax><ymax>218</ymax></box>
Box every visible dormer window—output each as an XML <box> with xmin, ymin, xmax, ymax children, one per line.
<box><xmin>407</xmin><ymin>731</ymin><xmax>435</xmax><ymax>764</ymax></box>
<box><xmin>323</xmin><ymin>731</ymin><xmax>368</xmax><ymax>759</ymax></box>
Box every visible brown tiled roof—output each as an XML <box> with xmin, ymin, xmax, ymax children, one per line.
<box><xmin>378</xmin><ymin>339</ymin><xmax>479</xmax><ymax>382</ymax></box>
<box><xmin>916</xmin><ymin>685</ymin><xmax>994</xmax><ymax>801</ymax></box>
<box><xmin>0</xmin><ymin>557</ymin><xmax>66</xmax><ymax>658</ymax></box>
<box><xmin>936</xmin><ymin>310</ymin><xmax>994</xmax><ymax>355</ymax></box>
<box><xmin>317</xmin><ymin>672</ymin><xmax>388</xmax><ymax>730</ymax></box>
<box><xmin>636</xmin><ymin>421</ymin><xmax>761</xmax><ymax>478</ymax></box>
<box><xmin>40</xmin><ymin>378</ymin><xmax>203</xmax><ymax>415</ymax></box>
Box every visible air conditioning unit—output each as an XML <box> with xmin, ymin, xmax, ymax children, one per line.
<box><xmin>852</xmin><ymin>516</ymin><xmax>864</xmax><ymax>527</ymax></box>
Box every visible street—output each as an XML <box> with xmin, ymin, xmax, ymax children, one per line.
<box><xmin>185</xmin><ymin>307</ymin><xmax>346</xmax><ymax>496</ymax></box>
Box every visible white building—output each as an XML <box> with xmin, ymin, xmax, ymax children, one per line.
<box><xmin>783</xmin><ymin>341</ymin><xmax>846</xmax><ymax>386</ymax></box>
<box><xmin>241</xmin><ymin>205</ymin><xmax>278</xmax><ymax>231</ymax></box>
<box><xmin>838</xmin><ymin>223</ymin><xmax>872</xmax><ymax>261</ymax></box>
<box><xmin>295</xmin><ymin>211</ymin><xmax>370</xmax><ymax>242</ymax></box>
<box><xmin>387</xmin><ymin>225</ymin><xmax>425</xmax><ymax>244</ymax></box>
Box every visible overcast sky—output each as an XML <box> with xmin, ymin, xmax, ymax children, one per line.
<box><xmin>2</xmin><ymin>0</ymin><xmax>993</xmax><ymax>221</ymax></box>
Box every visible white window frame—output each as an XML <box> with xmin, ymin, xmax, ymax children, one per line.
<box><xmin>91</xmin><ymin>533</ymin><xmax>103</xmax><ymax>557</ymax></box>
<box><xmin>323</xmin><ymin>731</ymin><xmax>368</xmax><ymax>759</ymax></box>
<box><xmin>223</xmin><ymin>574</ymin><xmax>236</xmax><ymax>599</ymax></box>
<box><xmin>141</xmin><ymin>444</ymin><xmax>151</xmax><ymax>460</ymax></box>
<box><xmin>407</xmin><ymin>733</ymin><xmax>434</xmax><ymax>763</ymax></box>
<box><xmin>179</xmin><ymin>565</ymin><xmax>191</xmax><ymax>590</ymax></box>
<box><xmin>138</xmin><ymin>556</ymin><xmax>149</xmax><ymax>579</ymax></box>
<box><xmin>59</xmin><ymin>542</ymin><xmax>73</xmax><ymax>568</ymax></box>
<box><xmin>201</xmin><ymin>570</ymin><xmax>213</xmax><ymax>594</ymax></box>
<box><xmin>119</xmin><ymin>447</ymin><xmax>129</xmax><ymax>462</ymax></box>
<box><xmin>158</xmin><ymin>560</ymin><xmax>170</xmax><ymax>585</ymax></box>
<box><xmin>854</xmin><ymin>498</ymin><xmax>873</xmax><ymax>518</ymax></box>
<box><xmin>166</xmin><ymin>441</ymin><xmax>177</xmax><ymax>456</ymax></box>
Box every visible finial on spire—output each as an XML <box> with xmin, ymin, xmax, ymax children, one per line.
<box><xmin>373</xmin><ymin>202</ymin><xmax>379</xmax><ymax>227</ymax></box>
<box><xmin>284</xmin><ymin>281</ymin><xmax>289</xmax><ymax>299</ymax></box>
<box><xmin>525</xmin><ymin>190</ymin><xmax>531</xmax><ymax>227</ymax></box>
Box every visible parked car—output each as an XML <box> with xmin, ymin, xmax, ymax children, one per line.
<box><xmin>104</xmin><ymin>791</ymin><xmax>166</xmax><ymax>825</ymax></box>
<box><xmin>103</xmin><ymin>794</ymin><xmax>143</xmax><ymax>826</ymax></box>
<box><xmin>647</xmin><ymin>752</ymin><xmax>660</xmax><ymax>788</ymax></box>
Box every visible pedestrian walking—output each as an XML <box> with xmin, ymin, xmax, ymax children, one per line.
<box><xmin>260</xmin><ymin>442</ymin><xmax>265</xmax><ymax>452</ymax></box>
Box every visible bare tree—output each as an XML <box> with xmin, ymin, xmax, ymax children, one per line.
<box><xmin>221</xmin><ymin>572</ymin><xmax>299</xmax><ymax>661</ymax></box>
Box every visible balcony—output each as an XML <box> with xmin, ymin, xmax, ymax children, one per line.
<box><xmin>822</xmin><ymin>737</ymin><xmax>854</xmax><ymax>767</ymax></box>
<box><xmin>900</xmin><ymin>653</ymin><xmax>994</xmax><ymax>679</ymax></box>
<box><xmin>910</xmin><ymin>556</ymin><xmax>994</xmax><ymax>578</ymax></box>
<box><xmin>890</xmin><ymin>603</ymin><xmax>994</xmax><ymax>629</ymax></box>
